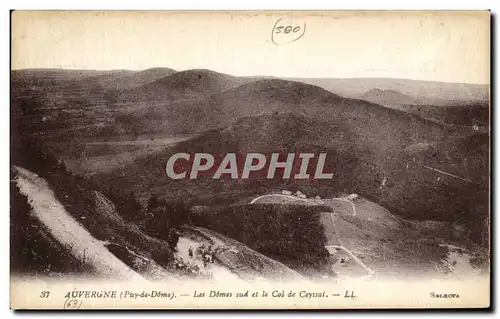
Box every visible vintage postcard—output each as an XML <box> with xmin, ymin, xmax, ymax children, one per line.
<box><xmin>10</xmin><ymin>10</ymin><xmax>490</xmax><ymax>309</ymax></box>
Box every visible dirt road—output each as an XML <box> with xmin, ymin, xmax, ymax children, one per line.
<box><xmin>250</xmin><ymin>193</ymin><xmax>374</xmax><ymax>279</ymax></box>
<box><xmin>13</xmin><ymin>166</ymin><xmax>144</xmax><ymax>280</ymax></box>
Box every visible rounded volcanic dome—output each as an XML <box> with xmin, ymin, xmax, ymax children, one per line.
<box><xmin>230</xmin><ymin>79</ymin><xmax>343</xmax><ymax>100</ymax></box>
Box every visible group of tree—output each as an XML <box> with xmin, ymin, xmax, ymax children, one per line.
<box><xmin>140</xmin><ymin>196</ymin><xmax>192</xmax><ymax>249</ymax></box>
<box><xmin>190</xmin><ymin>203</ymin><xmax>333</xmax><ymax>277</ymax></box>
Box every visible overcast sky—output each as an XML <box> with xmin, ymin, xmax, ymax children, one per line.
<box><xmin>11</xmin><ymin>11</ymin><xmax>490</xmax><ymax>84</ymax></box>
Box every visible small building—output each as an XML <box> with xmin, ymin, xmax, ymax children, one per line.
<box><xmin>346</xmin><ymin>193</ymin><xmax>359</xmax><ymax>201</ymax></box>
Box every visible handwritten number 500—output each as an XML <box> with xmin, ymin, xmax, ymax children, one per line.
<box><xmin>271</xmin><ymin>19</ymin><xmax>306</xmax><ymax>45</ymax></box>
<box><xmin>275</xmin><ymin>26</ymin><xmax>301</xmax><ymax>34</ymax></box>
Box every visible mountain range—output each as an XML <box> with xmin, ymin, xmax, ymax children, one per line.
<box><xmin>11</xmin><ymin>67</ymin><xmax>490</xmax><ymax>275</ymax></box>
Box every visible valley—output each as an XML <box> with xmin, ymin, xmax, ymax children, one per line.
<box><xmin>10</xmin><ymin>67</ymin><xmax>490</xmax><ymax>282</ymax></box>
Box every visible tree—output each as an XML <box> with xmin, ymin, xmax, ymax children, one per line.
<box><xmin>146</xmin><ymin>195</ymin><xmax>161</xmax><ymax>213</ymax></box>
<box><xmin>166</xmin><ymin>230</ymin><xmax>180</xmax><ymax>251</ymax></box>
<box><xmin>144</xmin><ymin>198</ymin><xmax>191</xmax><ymax>241</ymax></box>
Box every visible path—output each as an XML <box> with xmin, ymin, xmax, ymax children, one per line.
<box><xmin>13</xmin><ymin>166</ymin><xmax>144</xmax><ymax>280</ymax></box>
<box><xmin>249</xmin><ymin>193</ymin><xmax>374</xmax><ymax>279</ymax></box>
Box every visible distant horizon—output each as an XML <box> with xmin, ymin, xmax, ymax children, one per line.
<box><xmin>10</xmin><ymin>66</ymin><xmax>490</xmax><ymax>86</ymax></box>
<box><xmin>11</xmin><ymin>11</ymin><xmax>490</xmax><ymax>86</ymax></box>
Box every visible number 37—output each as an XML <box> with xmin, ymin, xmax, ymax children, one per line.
<box><xmin>40</xmin><ymin>291</ymin><xmax>50</xmax><ymax>298</ymax></box>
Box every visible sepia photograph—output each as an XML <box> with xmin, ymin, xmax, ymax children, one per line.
<box><xmin>9</xmin><ymin>10</ymin><xmax>491</xmax><ymax>309</ymax></box>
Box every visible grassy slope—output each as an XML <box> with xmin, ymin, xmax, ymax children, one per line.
<box><xmin>188</xmin><ymin>203</ymin><xmax>333</xmax><ymax>277</ymax></box>
<box><xmin>179</xmin><ymin>225</ymin><xmax>305</xmax><ymax>281</ymax></box>
<box><xmin>12</xmin><ymin>69</ymin><xmax>490</xmax><ymax>248</ymax></box>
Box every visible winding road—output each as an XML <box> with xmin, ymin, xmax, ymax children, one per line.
<box><xmin>13</xmin><ymin>166</ymin><xmax>145</xmax><ymax>280</ymax></box>
<box><xmin>249</xmin><ymin>193</ymin><xmax>375</xmax><ymax>279</ymax></box>
<box><xmin>250</xmin><ymin>193</ymin><xmax>357</xmax><ymax>216</ymax></box>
